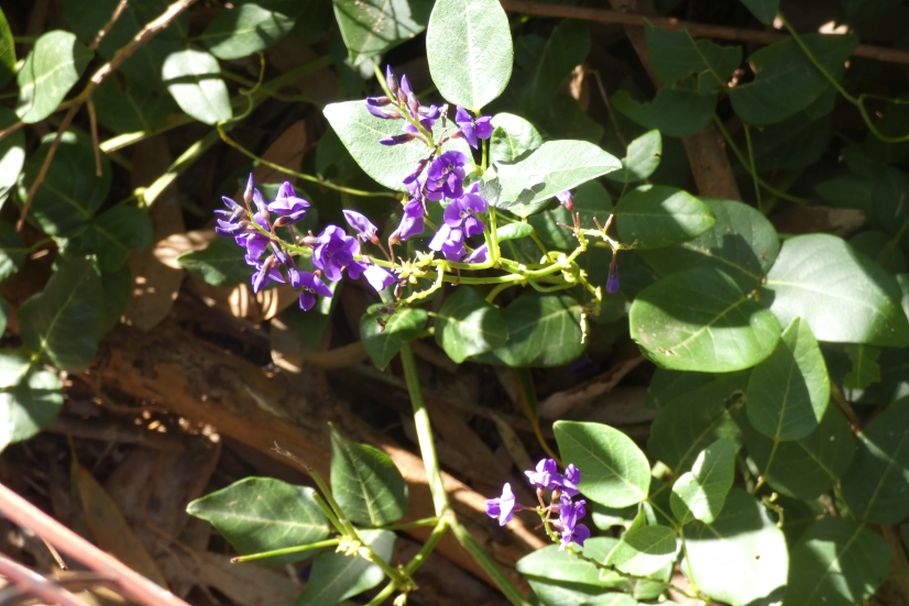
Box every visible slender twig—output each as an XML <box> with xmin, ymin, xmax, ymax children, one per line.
<box><xmin>0</xmin><ymin>554</ymin><xmax>90</xmax><ymax>606</ymax></box>
<box><xmin>0</xmin><ymin>482</ymin><xmax>191</xmax><ymax>606</ymax></box>
<box><xmin>87</xmin><ymin>99</ymin><xmax>103</xmax><ymax>176</ymax></box>
<box><xmin>90</xmin><ymin>0</ymin><xmax>129</xmax><ymax>51</ymax></box>
<box><xmin>499</xmin><ymin>0</ymin><xmax>909</xmax><ymax>65</ymax></box>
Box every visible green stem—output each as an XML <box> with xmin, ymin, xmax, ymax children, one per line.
<box><xmin>449</xmin><ymin>518</ymin><xmax>530</xmax><ymax>606</ymax></box>
<box><xmin>743</xmin><ymin>123</ymin><xmax>763</xmax><ymax>213</ymax></box>
<box><xmin>231</xmin><ymin>538</ymin><xmax>340</xmax><ymax>563</ymax></box>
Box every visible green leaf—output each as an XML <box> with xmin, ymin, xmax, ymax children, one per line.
<box><xmin>433</xmin><ymin>287</ymin><xmax>507</xmax><ymax>363</ymax></box>
<box><xmin>178</xmin><ymin>237</ymin><xmax>249</xmax><ymax>287</ymax></box>
<box><xmin>683</xmin><ymin>489</ymin><xmax>788</xmax><ymax>606</ymax></box>
<box><xmin>0</xmin><ymin>350</ymin><xmax>31</xmax><ymax>389</ymax></box>
<box><xmin>186</xmin><ymin>477</ymin><xmax>330</xmax><ymax>556</ymax></box>
<box><xmin>647</xmin><ymin>373</ymin><xmax>745</xmax><ymax>472</ymax></box>
<box><xmin>842</xmin><ymin>396</ymin><xmax>909</xmax><ymax>524</ymax></box>
<box><xmin>162</xmin><ymin>47</ymin><xmax>232</xmax><ymax>125</ymax></box>
<box><xmin>0</xmin><ymin>361</ymin><xmax>63</xmax><ymax>452</ymax></box>
<box><xmin>495</xmin><ymin>222</ymin><xmax>535</xmax><ymax>243</ymax></box>
<box><xmin>766</xmin><ymin>233</ymin><xmax>909</xmax><ymax>346</ymax></box>
<box><xmin>426</xmin><ymin>0</ymin><xmax>512</xmax><ymax>110</ymax></box>
<box><xmin>323</xmin><ymin>100</ymin><xmax>471</xmax><ymax>191</ymax></box>
<box><xmin>783</xmin><ymin>518</ymin><xmax>889</xmax><ymax>606</ymax></box>
<box><xmin>644</xmin><ymin>24</ymin><xmax>741</xmax><ymax>90</ymax></box>
<box><xmin>18</xmin><ymin>258</ymin><xmax>103</xmax><ymax>373</ymax></box>
<box><xmin>93</xmin><ymin>75</ymin><xmax>176</xmax><ymax>134</ymax></box>
<box><xmin>612</xmin><ymin>89</ymin><xmax>717</xmax><ymax>138</ymax></box>
<box><xmin>614</xmin><ymin>185</ymin><xmax>715</xmax><ymax>250</ymax></box>
<box><xmin>0</xmin><ymin>223</ymin><xmax>27</xmax><ymax>281</ymax></box>
<box><xmin>333</xmin><ymin>0</ymin><xmax>431</xmax><ymax>64</ymax></box>
<box><xmin>97</xmin><ymin>266</ymin><xmax>132</xmax><ymax>337</ymax></box>
<box><xmin>606</xmin><ymin>525</ymin><xmax>678</xmax><ymax>577</ymax></box>
<box><xmin>488</xmin><ymin>293</ymin><xmax>585</xmax><ymax>367</ymax></box>
<box><xmin>490</xmin><ymin>112</ymin><xmax>542</xmax><ymax>164</ymax></box>
<box><xmin>553</xmin><ymin>421</ymin><xmax>651</xmax><ymax>508</ymax></box>
<box><xmin>16</xmin><ymin>30</ymin><xmax>92</xmax><ymax>123</ymax></box>
<box><xmin>642</xmin><ymin>198</ymin><xmax>780</xmax><ymax>290</ymax></box>
<box><xmin>295</xmin><ymin>529</ymin><xmax>394</xmax><ymax>606</ymax></box>
<box><xmin>843</xmin><ymin>344</ymin><xmax>882</xmax><ymax>389</ymax></box>
<box><xmin>670</xmin><ymin>438</ymin><xmax>737</xmax><ymax>524</ymax></box>
<box><xmin>23</xmin><ymin>133</ymin><xmax>111</xmax><ymax>237</ymax></box>
<box><xmin>740</xmin><ymin>0</ymin><xmax>779</xmax><ymax>24</ymax></box>
<box><xmin>0</xmin><ymin>107</ymin><xmax>25</xmax><ymax>205</ymax></box>
<box><xmin>495</xmin><ymin>140</ymin><xmax>622</xmax><ymax>217</ymax></box>
<box><xmin>517</xmin><ymin>540</ymin><xmax>629</xmax><ymax>605</ymax></box>
<box><xmin>360</xmin><ymin>304</ymin><xmax>427</xmax><ymax>370</ymax></box>
<box><xmin>629</xmin><ymin>266</ymin><xmax>781</xmax><ymax>372</ymax></box>
<box><xmin>517</xmin><ymin>20</ymin><xmax>589</xmax><ymax>116</ymax></box>
<box><xmin>738</xmin><ymin>404</ymin><xmax>855</xmax><ymax>500</ymax></box>
<box><xmin>0</xmin><ymin>7</ymin><xmax>15</xmax><ymax>87</ymax></box>
<box><xmin>745</xmin><ymin>318</ymin><xmax>830</xmax><ymax>441</ymax></box>
<box><xmin>201</xmin><ymin>0</ymin><xmax>300</xmax><ymax>60</ymax></box>
<box><xmin>530</xmin><ymin>180</ymin><xmax>612</xmax><ymax>251</ymax></box>
<box><xmin>76</xmin><ymin>206</ymin><xmax>154</xmax><ymax>271</ymax></box>
<box><xmin>729</xmin><ymin>34</ymin><xmax>857</xmax><ymax>125</ymax></box>
<box><xmin>605</xmin><ymin>129</ymin><xmax>662</xmax><ymax>184</ymax></box>
<box><xmin>329</xmin><ymin>426</ymin><xmax>408</xmax><ymax>526</ymax></box>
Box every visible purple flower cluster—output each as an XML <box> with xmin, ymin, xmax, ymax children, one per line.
<box><xmin>486</xmin><ymin>458</ymin><xmax>590</xmax><ymax>548</ymax></box>
<box><xmin>366</xmin><ymin>67</ymin><xmax>494</xmax><ymax>263</ymax></box>
<box><xmin>216</xmin><ymin>175</ymin><xmax>396</xmax><ymax>311</ymax></box>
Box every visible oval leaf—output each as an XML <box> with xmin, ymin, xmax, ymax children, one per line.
<box><xmin>670</xmin><ymin>437</ymin><xmax>737</xmax><ymax>524</ymax></box>
<box><xmin>334</xmin><ymin>0</ymin><xmax>430</xmax><ymax>63</ymax></box>
<box><xmin>614</xmin><ymin>185</ymin><xmax>715</xmax><ymax>249</ymax></box>
<box><xmin>490</xmin><ymin>112</ymin><xmax>542</xmax><ymax>165</ymax></box>
<box><xmin>605</xmin><ymin>129</ymin><xmax>662</xmax><ymax>184</ymax></box>
<box><xmin>0</xmin><ymin>7</ymin><xmax>15</xmax><ymax>87</ymax></box>
<box><xmin>630</xmin><ymin>266</ymin><xmax>781</xmax><ymax>372</ymax></box>
<box><xmin>360</xmin><ymin>304</ymin><xmax>428</xmax><ymax>370</ymax></box>
<box><xmin>489</xmin><ymin>292</ymin><xmax>585</xmax><ymax>367</ymax></box>
<box><xmin>186</xmin><ymin>476</ymin><xmax>330</xmax><ymax>556</ymax></box>
<box><xmin>0</xmin><ymin>361</ymin><xmax>63</xmax><ymax>452</ymax></box>
<box><xmin>162</xmin><ymin>47</ymin><xmax>232</xmax><ymax>125</ymax></box>
<box><xmin>16</xmin><ymin>30</ymin><xmax>92</xmax><ymax>123</ymax></box>
<box><xmin>612</xmin><ymin>89</ymin><xmax>717</xmax><ymax>138</ymax></box>
<box><xmin>606</xmin><ymin>525</ymin><xmax>678</xmax><ymax>577</ymax></box>
<box><xmin>433</xmin><ymin>286</ymin><xmax>507</xmax><ymax>363</ymax></box>
<box><xmin>426</xmin><ymin>0</ymin><xmax>513</xmax><ymax>110</ymax></box>
<box><xmin>0</xmin><ymin>223</ymin><xmax>26</xmax><ymax>281</ymax></box>
<box><xmin>0</xmin><ymin>107</ymin><xmax>25</xmax><ymax>204</ymax></box>
<box><xmin>554</xmin><ymin>421</ymin><xmax>651</xmax><ymax>508</ymax></box>
<box><xmin>202</xmin><ymin>1</ymin><xmax>298</xmax><ymax>60</ymax></box>
<box><xmin>766</xmin><ymin>233</ymin><xmax>909</xmax><ymax>346</ymax></box>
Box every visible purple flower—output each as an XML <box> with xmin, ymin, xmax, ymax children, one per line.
<box><xmin>214</xmin><ymin>195</ymin><xmax>246</xmax><ymax>236</ymax></box>
<box><xmin>606</xmin><ymin>254</ymin><xmax>620</xmax><ymax>293</ymax></box>
<box><xmin>390</xmin><ymin>198</ymin><xmax>425</xmax><ymax>243</ymax></box>
<box><xmin>424</xmin><ymin>151</ymin><xmax>467</xmax><ymax>201</ymax></box>
<box><xmin>443</xmin><ymin>189</ymin><xmax>487</xmax><ymax>236</ymax></box>
<box><xmin>289</xmin><ymin>268</ymin><xmax>333</xmax><ymax>312</ymax></box>
<box><xmin>559</xmin><ymin>464</ymin><xmax>581</xmax><ymax>497</ymax></box>
<box><xmin>428</xmin><ymin>224</ymin><xmax>466</xmax><ymax>261</ymax></box>
<box><xmin>525</xmin><ymin>458</ymin><xmax>562</xmax><ymax>491</ymax></box>
<box><xmin>486</xmin><ymin>483</ymin><xmax>517</xmax><ymax>526</ymax></box>
<box><xmin>465</xmin><ymin>244</ymin><xmax>488</xmax><ymax>264</ymax></box>
<box><xmin>268</xmin><ymin>181</ymin><xmax>310</xmax><ymax>224</ymax></box>
<box><xmin>455</xmin><ymin>106</ymin><xmax>493</xmax><ymax>149</ymax></box>
<box><xmin>557</xmin><ymin>494</ymin><xmax>590</xmax><ymax>547</ymax></box>
<box><xmin>312</xmin><ymin>225</ymin><xmax>367</xmax><ymax>282</ymax></box>
<box><xmin>343</xmin><ymin>210</ymin><xmax>379</xmax><ymax>243</ymax></box>
<box><xmin>251</xmin><ymin>254</ymin><xmax>285</xmax><ymax>293</ymax></box>
<box><xmin>556</xmin><ymin>190</ymin><xmax>574</xmax><ymax>212</ymax></box>
<box><xmin>363</xmin><ymin>263</ymin><xmax>397</xmax><ymax>292</ymax></box>
<box><xmin>379</xmin><ymin>132</ymin><xmax>417</xmax><ymax>146</ymax></box>
<box><xmin>365</xmin><ymin>96</ymin><xmax>400</xmax><ymax>120</ymax></box>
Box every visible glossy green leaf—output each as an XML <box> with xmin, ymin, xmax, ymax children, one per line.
<box><xmin>323</xmin><ymin>100</ymin><xmax>471</xmax><ymax>191</ymax></box>
<box><xmin>178</xmin><ymin>237</ymin><xmax>249</xmax><ymax>287</ymax></box>
<box><xmin>18</xmin><ymin>258</ymin><xmax>103</xmax><ymax>373</ymax></box>
<box><xmin>360</xmin><ymin>305</ymin><xmax>428</xmax><ymax>370</ymax></box>
<box><xmin>518</xmin><ymin>539</ymin><xmax>629</xmax><ymax>605</ymax></box>
<box><xmin>612</xmin><ymin>89</ymin><xmax>717</xmax><ymax>137</ymax></box>
<box><xmin>647</xmin><ymin>373</ymin><xmax>745</xmax><ymax>472</ymax></box>
<box><xmin>330</xmin><ymin>426</ymin><xmax>408</xmax><ymax>526</ymax></box>
<box><xmin>517</xmin><ymin>20</ymin><xmax>589</xmax><ymax>116</ymax></box>
<box><xmin>605</xmin><ymin>129</ymin><xmax>662</xmax><ymax>184</ymax></box>
<box><xmin>426</xmin><ymin>0</ymin><xmax>513</xmax><ymax>110</ymax></box>
<box><xmin>0</xmin><ymin>7</ymin><xmax>14</xmax><ymax>87</ymax></box>
<box><xmin>0</xmin><ymin>107</ymin><xmax>25</xmax><ymax>204</ymax></box>
<box><xmin>642</xmin><ymin>198</ymin><xmax>780</xmax><ymax>290</ymax></box>
<box><xmin>0</xmin><ymin>350</ymin><xmax>30</xmax><ymax>389</ymax></box>
<box><xmin>23</xmin><ymin>133</ymin><xmax>111</xmax><ymax>237</ymax></box>
<box><xmin>0</xmin><ymin>223</ymin><xmax>27</xmax><ymax>281</ymax></box>
<box><xmin>844</xmin><ymin>344</ymin><xmax>882</xmax><ymax>389</ymax></box>
<box><xmin>16</xmin><ymin>30</ymin><xmax>92</xmax><ymax>123</ymax></box>
<box><xmin>746</xmin><ymin>318</ymin><xmax>830</xmax><ymax>441</ymax></box>
<box><xmin>433</xmin><ymin>286</ymin><xmax>507</xmax><ymax>363</ymax></box>
<box><xmin>186</xmin><ymin>477</ymin><xmax>330</xmax><ymax>556</ymax></box>
<box><xmin>489</xmin><ymin>293</ymin><xmax>585</xmax><ymax>367</ymax></box>
<box><xmin>201</xmin><ymin>0</ymin><xmax>299</xmax><ymax>60</ymax></box>
<box><xmin>97</xmin><ymin>266</ymin><xmax>132</xmax><ymax>337</ymax></box>
<box><xmin>0</xmin><ymin>361</ymin><xmax>63</xmax><ymax>452</ymax></box>
<box><xmin>295</xmin><ymin>529</ymin><xmax>394</xmax><ymax>606</ymax></box>
<box><xmin>93</xmin><ymin>75</ymin><xmax>176</xmax><ymax>134</ymax></box>
<box><xmin>490</xmin><ymin>112</ymin><xmax>542</xmax><ymax>165</ymax></box>
<box><xmin>740</xmin><ymin>0</ymin><xmax>779</xmax><ymax>24</ymax></box>
<box><xmin>554</xmin><ymin>421</ymin><xmax>651</xmax><ymax>508</ymax></box>
<box><xmin>729</xmin><ymin>35</ymin><xmax>856</xmax><ymax>125</ymax></box>
<box><xmin>783</xmin><ymin>518</ymin><xmax>889</xmax><ymax>606</ymax></box>
<box><xmin>670</xmin><ymin>438</ymin><xmax>737</xmax><ymax>524</ymax></box>
<box><xmin>629</xmin><ymin>266</ymin><xmax>781</xmax><ymax>372</ymax></box>
<box><xmin>606</xmin><ymin>525</ymin><xmax>678</xmax><ymax>577</ymax></box>
<box><xmin>333</xmin><ymin>0</ymin><xmax>430</xmax><ymax>63</ymax></box>
<box><xmin>766</xmin><ymin>234</ymin><xmax>909</xmax><ymax>346</ymax></box>
<box><xmin>683</xmin><ymin>489</ymin><xmax>788</xmax><ymax>606</ymax></box>
<box><xmin>162</xmin><ymin>47</ymin><xmax>232</xmax><ymax>125</ymax></box>
<box><xmin>614</xmin><ymin>185</ymin><xmax>715</xmax><ymax>250</ymax></box>
<box><xmin>645</xmin><ymin>24</ymin><xmax>741</xmax><ymax>90</ymax></box>
<box><xmin>842</xmin><ymin>396</ymin><xmax>909</xmax><ymax>524</ymax></box>
<box><xmin>495</xmin><ymin>222</ymin><xmax>534</xmax><ymax>243</ymax></box>
<box><xmin>495</xmin><ymin>140</ymin><xmax>622</xmax><ymax>217</ymax></box>
<box><xmin>738</xmin><ymin>404</ymin><xmax>855</xmax><ymax>500</ymax></box>
<box><xmin>76</xmin><ymin>206</ymin><xmax>154</xmax><ymax>271</ymax></box>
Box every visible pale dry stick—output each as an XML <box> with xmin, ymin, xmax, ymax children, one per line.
<box><xmin>499</xmin><ymin>0</ymin><xmax>909</xmax><ymax>65</ymax></box>
<box><xmin>16</xmin><ymin>0</ymin><xmax>197</xmax><ymax>231</ymax></box>
<box><xmin>91</xmin><ymin>0</ymin><xmax>130</xmax><ymax>50</ymax></box>
<box><xmin>0</xmin><ymin>482</ymin><xmax>191</xmax><ymax>606</ymax></box>
<box><xmin>0</xmin><ymin>553</ymin><xmax>89</xmax><ymax>606</ymax></box>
